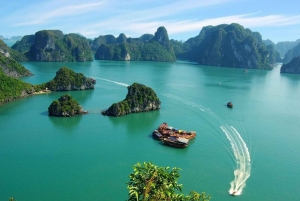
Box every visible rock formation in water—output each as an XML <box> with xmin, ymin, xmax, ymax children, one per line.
<box><xmin>172</xmin><ymin>23</ymin><xmax>273</xmax><ymax>69</ymax></box>
<box><xmin>38</xmin><ymin>66</ymin><xmax>96</xmax><ymax>91</ymax></box>
<box><xmin>48</xmin><ymin>94</ymin><xmax>87</xmax><ymax>117</ymax></box>
<box><xmin>94</xmin><ymin>27</ymin><xmax>176</xmax><ymax>62</ymax></box>
<box><xmin>280</xmin><ymin>56</ymin><xmax>300</xmax><ymax>74</ymax></box>
<box><xmin>102</xmin><ymin>83</ymin><xmax>161</xmax><ymax>116</ymax></box>
<box><xmin>12</xmin><ymin>30</ymin><xmax>93</xmax><ymax>62</ymax></box>
<box><xmin>283</xmin><ymin>42</ymin><xmax>300</xmax><ymax>63</ymax></box>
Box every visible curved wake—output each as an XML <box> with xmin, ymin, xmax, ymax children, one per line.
<box><xmin>92</xmin><ymin>77</ymin><xmax>129</xmax><ymax>87</ymax></box>
<box><xmin>161</xmin><ymin>93</ymin><xmax>251</xmax><ymax>195</ymax></box>
<box><xmin>220</xmin><ymin>125</ymin><xmax>251</xmax><ymax>195</ymax></box>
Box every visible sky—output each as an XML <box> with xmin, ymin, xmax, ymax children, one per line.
<box><xmin>1</xmin><ymin>0</ymin><xmax>300</xmax><ymax>43</ymax></box>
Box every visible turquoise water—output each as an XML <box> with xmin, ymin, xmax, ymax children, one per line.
<box><xmin>1</xmin><ymin>60</ymin><xmax>300</xmax><ymax>201</ymax></box>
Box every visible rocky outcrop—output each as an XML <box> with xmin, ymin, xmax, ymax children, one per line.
<box><xmin>12</xmin><ymin>30</ymin><xmax>93</xmax><ymax>62</ymax></box>
<box><xmin>102</xmin><ymin>83</ymin><xmax>161</xmax><ymax>116</ymax></box>
<box><xmin>48</xmin><ymin>94</ymin><xmax>87</xmax><ymax>117</ymax></box>
<box><xmin>173</xmin><ymin>23</ymin><xmax>272</xmax><ymax>69</ymax></box>
<box><xmin>281</xmin><ymin>56</ymin><xmax>300</xmax><ymax>74</ymax></box>
<box><xmin>42</xmin><ymin>66</ymin><xmax>96</xmax><ymax>91</ymax></box>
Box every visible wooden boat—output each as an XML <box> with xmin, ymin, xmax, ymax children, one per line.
<box><xmin>162</xmin><ymin>137</ymin><xmax>188</xmax><ymax>148</ymax></box>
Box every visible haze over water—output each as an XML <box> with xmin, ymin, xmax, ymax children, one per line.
<box><xmin>1</xmin><ymin>60</ymin><xmax>299</xmax><ymax>201</ymax></box>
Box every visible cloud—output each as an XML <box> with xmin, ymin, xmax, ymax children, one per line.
<box><xmin>13</xmin><ymin>1</ymin><xmax>105</xmax><ymax>26</ymax></box>
<box><xmin>72</xmin><ymin>11</ymin><xmax>300</xmax><ymax>39</ymax></box>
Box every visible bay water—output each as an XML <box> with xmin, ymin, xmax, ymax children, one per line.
<box><xmin>1</xmin><ymin>60</ymin><xmax>300</xmax><ymax>201</ymax></box>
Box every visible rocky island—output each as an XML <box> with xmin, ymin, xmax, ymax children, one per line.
<box><xmin>48</xmin><ymin>94</ymin><xmax>87</xmax><ymax>117</ymax></box>
<box><xmin>102</xmin><ymin>83</ymin><xmax>161</xmax><ymax>116</ymax></box>
<box><xmin>171</xmin><ymin>23</ymin><xmax>274</xmax><ymax>69</ymax></box>
<box><xmin>281</xmin><ymin>56</ymin><xmax>300</xmax><ymax>74</ymax></box>
<box><xmin>12</xmin><ymin>30</ymin><xmax>93</xmax><ymax>62</ymax></box>
<box><xmin>36</xmin><ymin>66</ymin><xmax>96</xmax><ymax>91</ymax></box>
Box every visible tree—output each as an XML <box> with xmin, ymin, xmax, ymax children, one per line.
<box><xmin>127</xmin><ymin>162</ymin><xmax>211</xmax><ymax>201</ymax></box>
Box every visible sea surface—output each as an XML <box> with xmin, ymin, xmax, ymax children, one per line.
<box><xmin>0</xmin><ymin>60</ymin><xmax>300</xmax><ymax>201</ymax></box>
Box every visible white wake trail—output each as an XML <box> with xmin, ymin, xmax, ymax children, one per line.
<box><xmin>161</xmin><ymin>93</ymin><xmax>251</xmax><ymax>195</ymax></box>
<box><xmin>92</xmin><ymin>77</ymin><xmax>129</xmax><ymax>87</ymax></box>
<box><xmin>221</xmin><ymin>125</ymin><xmax>251</xmax><ymax>195</ymax></box>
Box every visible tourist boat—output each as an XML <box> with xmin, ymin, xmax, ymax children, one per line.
<box><xmin>162</xmin><ymin>137</ymin><xmax>189</xmax><ymax>148</ymax></box>
<box><xmin>152</xmin><ymin>122</ymin><xmax>196</xmax><ymax>141</ymax></box>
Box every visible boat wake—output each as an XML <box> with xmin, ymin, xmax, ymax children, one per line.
<box><xmin>161</xmin><ymin>93</ymin><xmax>251</xmax><ymax>195</ymax></box>
<box><xmin>92</xmin><ymin>77</ymin><xmax>129</xmax><ymax>87</ymax></box>
<box><xmin>220</xmin><ymin>125</ymin><xmax>251</xmax><ymax>196</ymax></box>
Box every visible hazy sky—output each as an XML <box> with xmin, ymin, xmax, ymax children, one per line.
<box><xmin>1</xmin><ymin>0</ymin><xmax>300</xmax><ymax>43</ymax></box>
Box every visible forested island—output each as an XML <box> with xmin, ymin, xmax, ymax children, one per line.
<box><xmin>12</xmin><ymin>30</ymin><xmax>93</xmax><ymax>62</ymax></box>
<box><xmin>35</xmin><ymin>66</ymin><xmax>96</xmax><ymax>91</ymax></box>
<box><xmin>102</xmin><ymin>83</ymin><xmax>161</xmax><ymax>116</ymax></box>
<box><xmin>171</xmin><ymin>23</ymin><xmax>278</xmax><ymax>69</ymax></box>
<box><xmin>48</xmin><ymin>94</ymin><xmax>87</xmax><ymax>117</ymax></box>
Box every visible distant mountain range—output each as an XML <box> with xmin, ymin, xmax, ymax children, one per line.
<box><xmin>263</xmin><ymin>39</ymin><xmax>300</xmax><ymax>59</ymax></box>
<box><xmin>3</xmin><ymin>23</ymin><xmax>299</xmax><ymax>70</ymax></box>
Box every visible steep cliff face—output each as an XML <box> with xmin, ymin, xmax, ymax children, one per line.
<box><xmin>93</xmin><ymin>27</ymin><xmax>176</xmax><ymax>62</ymax></box>
<box><xmin>102</xmin><ymin>83</ymin><xmax>161</xmax><ymax>116</ymax></box>
<box><xmin>12</xmin><ymin>30</ymin><xmax>93</xmax><ymax>62</ymax></box>
<box><xmin>42</xmin><ymin>67</ymin><xmax>96</xmax><ymax>91</ymax></box>
<box><xmin>174</xmin><ymin>23</ymin><xmax>272</xmax><ymax>69</ymax></box>
<box><xmin>48</xmin><ymin>94</ymin><xmax>86</xmax><ymax>117</ymax></box>
<box><xmin>281</xmin><ymin>56</ymin><xmax>300</xmax><ymax>74</ymax></box>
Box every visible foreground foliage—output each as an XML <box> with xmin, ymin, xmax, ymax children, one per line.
<box><xmin>127</xmin><ymin>162</ymin><xmax>211</xmax><ymax>201</ymax></box>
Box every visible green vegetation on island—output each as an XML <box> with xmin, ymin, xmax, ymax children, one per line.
<box><xmin>0</xmin><ymin>53</ymin><xmax>33</xmax><ymax>77</ymax></box>
<box><xmin>171</xmin><ymin>23</ymin><xmax>273</xmax><ymax>69</ymax></box>
<box><xmin>48</xmin><ymin>94</ymin><xmax>86</xmax><ymax>117</ymax></box>
<box><xmin>0</xmin><ymin>39</ymin><xmax>28</xmax><ymax>61</ymax></box>
<box><xmin>94</xmin><ymin>27</ymin><xmax>176</xmax><ymax>62</ymax></box>
<box><xmin>102</xmin><ymin>83</ymin><xmax>160</xmax><ymax>116</ymax></box>
<box><xmin>127</xmin><ymin>162</ymin><xmax>211</xmax><ymax>201</ymax></box>
<box><xmin>36</xmin><ymin>66</ymin><xmax>96</xmax><ymax>91</ymax></box>
<box><xmin>281</xmin><ymin>56</ymin><xmax>300</xmax><ymax>74</ymax></box>
<box><xmin>0</xmin><ymin>70</ymin><xmax>34</xmax><ymax>105</ymax></box>
<box><xmin>12</xmin><ymin>30</ymin><xmax>93</xmax><ymax>62</ymax></box>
